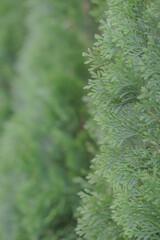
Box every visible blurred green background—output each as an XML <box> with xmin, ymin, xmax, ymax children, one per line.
<box><xmin>0</xmin><ymin>0</ymin><xmax>97</xmax><ymax>239</ymax></box>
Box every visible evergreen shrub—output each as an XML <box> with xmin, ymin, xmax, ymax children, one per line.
<box><xmin>77</xmin><ymin>1</ymin><xmax>160</xmax><ymax>239</ymax></box>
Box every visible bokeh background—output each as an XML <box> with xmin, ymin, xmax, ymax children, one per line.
<box><xmin>0</xmin><ymin>0</ymin><xmax>100</xmax><ymax>239</ymax></box>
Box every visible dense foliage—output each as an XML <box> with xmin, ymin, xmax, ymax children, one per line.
<box><xmin>77</xmin><ymin>0</ymin><xmax>160</xmax><ymax>239</ymax></box>
<box><xmin>1</xmin><ymin>0</ymin><xmax>160</xmax><ymax>239</ymax></box>
<box><xmin>0</xmin><ymin>1</ymin><xmax>93</xmax><ymax>239</ymax></box>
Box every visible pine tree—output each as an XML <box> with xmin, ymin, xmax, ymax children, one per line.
<box><xmin>77</xmin><ymin>0</ymin><xmax>160</xmax><ymax>239</ymax></box>
<box><xmin>0</xmin><ymin>1</ymin><xmax>92</xmax><ymax>239</ymax></box>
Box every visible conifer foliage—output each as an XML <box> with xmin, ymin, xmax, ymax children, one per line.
<box><xmin>77</xmin><ymin>0</ymin><xmax>160</xmax><ymax>239</ymax></box>
<box><xmin>0</xmin><ymin>1</ymin><xmax>91</xmax><ymax>239</ymax></box>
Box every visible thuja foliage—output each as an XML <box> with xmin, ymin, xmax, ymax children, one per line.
<box><xmin>0</xmin><ymin>0</ymin><xmax>26</xmax><ymax>130</ymax></box>
<box><xmin>77</xmin><ymin>0</ymin><xmax>160</xmax><ymax>239</ymax></box>
<box><xmin>0</xmin><ymin>0</ymin><xmax>92</xmax><ymax>239</ymax></box>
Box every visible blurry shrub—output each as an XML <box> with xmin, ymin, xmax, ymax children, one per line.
<box><xmin>0</xmin><ymin>0</ymin><xmax>26</xmax><ymax>131</ymax></box>
<box><xmin>0</xmin><ymin>0</ymin><xmax>93</xmax><ymax>239</ymax></box>
<box><xmin>90</xmin><ymin>0</ymin><xmax>107</xmax><ymax>22</ymax></box>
